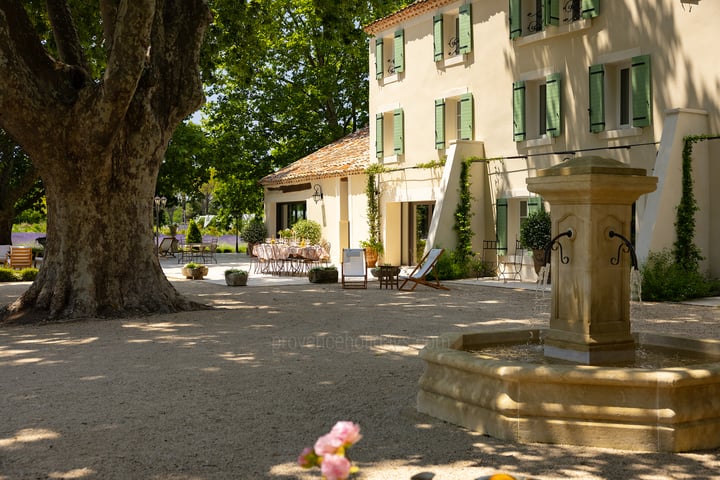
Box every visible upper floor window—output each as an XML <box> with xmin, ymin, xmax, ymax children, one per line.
<box><xmin>589</xmin><ymin>55</ymin><xmax>652</xmax><ymax>133</ymax></box>
<box><xmin>513</xmin><ymin>73</ymin><xmax>562</xmax><ymax>142</ymax></box>
<box><xmin>510</xmin><ymin>0</ymin><xmax>599</xmax><ymax>39</ymax></box>
<box><xmin>433</xmin><ymin>4</ymin><xmax>472</xmax><ymax>63</ymax></box>
<box><xmin>376</xmin><ymin>108</ymin><xmax>404</xmax><ymax>162</ymax></box>
<box><xmin>435</xmin><ymin>93</ymin><xmax>473</xmax><ymax>149</ymax></box>
<box><xmin>375</xmin><ymin>29</ymin><xmax>404</xmax><ymax>81</ymax></box>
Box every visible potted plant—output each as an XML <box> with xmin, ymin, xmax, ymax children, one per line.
<box><xmin>224</xmin><ymin>268</ymin><xmax>249</xmax><ymax>286</ymax></box>
<box><xmin>308</xmin><ymin>265</ymin><xmax>338</xmax><ymax>283</ymax></box>
<box><xmin>291</xmin><ymin>219</ymin><xmax>322</xmax><ymax>245</ymax></box>
<box><xmin>370</xmin><ymin>263</ymin><xmax>400</xmax><ymax>278</ymax></box>
<box><xmin>519</xmin><ymin>209</ymin><xmax>552</xmax><ymax>275</ymax></box>
<box><xmin>182</xmin><ymin>262</ymin><xmax>208</xmax><ymax>280</ymax></box>
<box><xmin>241</xmin><ymin>218</ymin><xmax>268</xmax><ymax>256</ymax></box>
<box><xmin>360</xmin><ymin>239</ymin><xmax>384</xmax><ymax>268</ymax></box>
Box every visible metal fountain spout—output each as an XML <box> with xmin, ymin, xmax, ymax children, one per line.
<box><xmin>609</xmin><ymin>230</ymin><xmax>638</xmax><ymax>270</ymax></box>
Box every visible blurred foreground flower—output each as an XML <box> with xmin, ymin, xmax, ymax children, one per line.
<box><xmin>298</xmin><ymin>421</ymin><xmax>362</xmax><ymax>480</ymax></box>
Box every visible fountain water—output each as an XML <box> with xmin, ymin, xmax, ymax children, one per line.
<box><xmin>417</xmin><ymin>157</ymin><xmax>720</xmax><ymax>452</ymax></box>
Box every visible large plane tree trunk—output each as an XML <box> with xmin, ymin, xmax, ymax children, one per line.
<box><xmin>0</xmin><ymin>1</ymin><xmax>213</xmax><ymax>322</ymax></box>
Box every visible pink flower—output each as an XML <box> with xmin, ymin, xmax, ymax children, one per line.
<box><xmin>320</xmin><ymin>453</ymin><xmax>352</xmax><ymax>480</ymax></box>
<box><xmin>314</xmin><ymin>431</ymin><xmax>345</xmax><ymax>456</ymax></box>
<box><xmin>329</xmin><ymin>421</ymin><xmax>362</xmax><ymax>447</ymax></box>
<box><xmin>297</xmin><ymin>447</ymin><xmax>318</xmax><ymax>469</ymax></box>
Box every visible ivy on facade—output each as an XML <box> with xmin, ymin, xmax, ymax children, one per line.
<box><xmin>675</xmin><ymin>135</ymin><xmax>720</xmax><ymax>270</ymax></box>
<box><xmin>453</xmin><ymin>157</ymin><xmax>475</xmax><ymax>263</ymax></box>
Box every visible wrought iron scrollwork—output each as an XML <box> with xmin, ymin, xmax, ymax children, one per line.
<box><xmin>609</xmin><ymin>230</ymin><xmax>638</xmax><ymax>270</ymax></box>
<box><xmin>526</xmin><ymin>11</ymin><xmax>543</xmax><ymax>33</ymax></box>
<box><xmin>543</xmin><ymin>230</ymin><xmax>573</xmax><ymax>266</ymax></box>
<box><xmin>448</xmin><ymin>36</ymin><xmax>460</xmax><ymax>56</ymax></box>
<box><xmin>562</xmin><ymin>0</ymin><xmax>582</xmax><ymax>23</ymax></box>
<box><xmin>386</xmin><ymin>58</ymin><xmax>396</xmax><ymax>75</ymax></box>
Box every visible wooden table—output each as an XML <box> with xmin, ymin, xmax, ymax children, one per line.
<box><xmin>377</xmin><ymin>265</ymin><xmax>400</xmax><ymax>289</ymax></box>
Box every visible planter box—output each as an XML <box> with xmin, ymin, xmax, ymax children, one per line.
<box><xmin>308</xmin><ymin>269</ymin><xmax>338</xmax><ymax>283</ymax></box>
<box><xmin>225</xmin><ymin>272</ymin><xmax>248</xmax><ymax>286</ymax></box>
<box><xmin>182</xmin><ymin>265</ymin><xmax>208</xmax><ymax>280</ymax></box>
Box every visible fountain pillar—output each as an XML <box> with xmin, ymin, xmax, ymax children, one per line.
<box><xmin>527</xmin><ymin>156</ymin><xmax>657</xmax><ymax>364</ymax></box>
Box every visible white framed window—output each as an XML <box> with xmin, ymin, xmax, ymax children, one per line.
<box><xmin>375</xmin><ymin>29</ymin><xmax>404</xmax><ymax>82</ymax></box>
<box><xmin>589</xmin><ymin>55</ymin><xmax>652</xmax><ymax>134</ymax></box>
<box><xmin>510</xmin><ymin>0</ymin><xmax>599</xmax><ymax>39</ymax></box>
<box><xmin>434</xmin><ymin>93</ymin><xmax>473</xmax><ymax>150</ymax></box>
<box><xmin>376</xmin><ymin>108</ymin><xmax>404</xmax><ymax>163</ymax></box>
<box><xmin>433</xmin><ymin>4</ymin><xmax>472</xmax><ymax>65</ymax></box>
<box><xmin>513</xmin><ymin>73</ymin><xmax>561</xmax><ymax>142</ymax></box>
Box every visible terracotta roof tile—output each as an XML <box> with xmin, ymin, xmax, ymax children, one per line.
<box><xmin>364</xmin><ymin>0</ymin><xmax>457</xmax><ymax>35</ymax></box>
<box><xmin>260</xmin><ymin>127</ymin><xmax>369</xmax><ymax>186</ymax></box>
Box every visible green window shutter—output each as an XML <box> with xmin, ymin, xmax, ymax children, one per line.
<box><xmin>581</xmin><ymin>0</ymin><xmax>600</xmax><ymax>19</ymax></box>
<box><xmin>509</xmin><ymin>0</ymin><xmax>522</xmax><ymax>39</ymax></box>
<box><xmin>544</xmin><ymin>0</ymin><xmax>560</xmax><ymax>26</ymax></box>
<box><xmin>375</xmin><ymin>38</ymin><xmax>384</xmax><ymax>80</ymax></box>
<box><xmin>513</xmin><ymin>81</ymin><xmax>526</xmax><ymax>142</ymax></box>
<box><xmin>496</xmin><ymin>198</ymin><xmax>508</xmax><ymax>251</ymax></box>
<box><xmin>631</xmin><ymin>54</ymin><xmax>652</xmax><ymax>128</ymax></box>
<box><xmin>528</xmin><ymin>196</ymin><xmax>543</xmax><ymax>214</ymax></box>
<box><xmin>394</xmin><ymin>29</ymin><xmax>405</xmax><ymax>73</ymax></box>
<box><xmin>375</xmin><ymin>113</ymin><xmax>384</xmax><ymax>158</ymax></box>
<box><xmin>459</xmin><ymin>93</ymin><xmax>473</xmax><ymax>141</ymax></box>
<box><xmin>433</xmin><ymin>14</ymin><xmax>444</xmax><ymax>62</ymax></box>
<box><xmin>393</xmin><ymin>109</ymin><xmax>404</xmax><ymax>155</ymax></box>
<box><xmin>459</xmin><ymin>4</ymin><xmax>473</xmax><ymax>55</ymax></box>
<box><xmin>588</xmin><ymin>63</ymin><xmax>605</xmax><ymax>133</ymax></box>
<box><xmin>545</xmin><ymin>73</ymin><xmax>561</xmax><ymax>137</ymax></box>
<box><xmin>435</xmin><ymin>99</ymin><xmax>446</xmax><ymax>149</ymax></box>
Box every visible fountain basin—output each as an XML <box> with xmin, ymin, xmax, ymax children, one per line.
<box><xmin>417</xmin><ymin>329</ymin><xmax>720</xmax><ymax>452</ymax></box>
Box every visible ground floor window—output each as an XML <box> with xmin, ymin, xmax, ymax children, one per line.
<box><xmin>276</xmin><ymin>202</ymin><xmax>306</xmax><ymax>235</ymax></box>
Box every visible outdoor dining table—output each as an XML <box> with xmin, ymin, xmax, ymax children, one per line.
<box><xmin>177</xmin><ymin>241</ymin><xmax>218</xmax><ymax>264</ymax></box>
<box><xmin>252</xmin><ymin>243</ymin><xmax>329</xmax><ymax>275</ymax></box>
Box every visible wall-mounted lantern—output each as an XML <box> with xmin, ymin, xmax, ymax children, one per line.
<box><xmin>312</xmin><ymin>184</ymin><xmax>323</xmax><ymax>203</ymax></box>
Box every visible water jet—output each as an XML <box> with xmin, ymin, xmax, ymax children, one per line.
<box><xmin>417</xmin><ymin>157</ymin><xmax>720</xmax><ymax>452</ymax></box>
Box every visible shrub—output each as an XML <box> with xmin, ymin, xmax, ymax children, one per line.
<box><xmin>427</xmin><ymin>250</ymin><xmax>469</xmax><ymax>280</ymax></box>
<box><xmin>0</xmin><ymin>267</ymin><xmax>38</xmax><ymax>282</ymax></box>
<box><xmin>0</xmin><ymin>268</ymin><xmax>18</xmax><ymax>282</ymax></box>
<box><xmin>292</xmin><ymin>219</ymin><xmax>322</xmax><ymax>245</ymax></box>
<box><xmin>17</xmin><ymin>268</ymin><xmax>38</xmax><ymax>281</ymax></box>
<box><xmin>520</xmin><ymin>209</ymin><xmax>551</xmax><ymax>250</ymax></box>
<box><xmin>641</xmin><ymin>249</ymin><xmax>720</xmax><ymax>301</ymax></box>
<box><xmin>186</xmin><ymin>220</ymin><xmax>203</xmax><ymax>243</ymax></box>
<box><xmin>241</xmin><ymin>218</ymin><xmax>267</xmax><ymax>244</ymax></box>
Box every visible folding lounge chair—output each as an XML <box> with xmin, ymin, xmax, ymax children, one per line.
<box><xmin>341</xmin><ymin>248</ymin><xmax>367</xmax><ymax>289</ymax></box>
<box><xmin>399</xmin><ymin>248</ymin><xmax>449</xmax><ymax>291</ymax></box>
<box><xmin>158</xmin><ymin>237</ymin><xmax>177</xmax><ymax>257</ymax></box>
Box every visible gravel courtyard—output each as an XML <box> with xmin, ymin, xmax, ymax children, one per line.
<box><xmin>1</xmin><ymin>278</ymin><xmax>719</xmax><ymax>480</ymax></box>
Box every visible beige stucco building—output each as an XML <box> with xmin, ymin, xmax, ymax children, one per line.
<box><xmin>263</xmin><ymin>0</ymin><xmax>720</xmax><ymax>276</ymax></box>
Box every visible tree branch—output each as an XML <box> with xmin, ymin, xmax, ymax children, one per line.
<box><xmin>0</xmin><ymin>0</ymin><xmax>71</xmax><ymax>156</ymax></box>
<box><xmin>99</xmin><ymin>0</ymin><xmax>120</xmax><ymax>58</ymax></box>
<box><xmin>46</xmin><ymin>0</ymin><xmax>89</xmax><ymax>71</ymax></box>
<box><xmin>97</xmin><ymin>0</ymin><xmax>155</xmax><ymax>125</ymax></box>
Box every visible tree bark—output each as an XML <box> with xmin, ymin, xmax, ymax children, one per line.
<box><xmin>0</xmin><ymin>0</ymin><xmax>213</xmax><ymax>322</ymax></box>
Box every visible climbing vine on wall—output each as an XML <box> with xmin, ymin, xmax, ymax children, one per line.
<box><xmin>675</xmin><ymin>135</ymin><xmax>720</xmax><ymax>270</ymax></box>
<box><xmin>453</xmin><ymin>157</ymin><xmax>475</xmax><ymax>263</ymax></box>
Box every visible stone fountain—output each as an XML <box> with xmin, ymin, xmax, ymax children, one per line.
<box><xmin>417</xmin><ymin>156</ymin><xmax>720</xmax><ymax>452</ymax></box>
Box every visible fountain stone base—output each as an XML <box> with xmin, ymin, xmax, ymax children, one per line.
<box><xmin>417</xmin><ymin>329</ymin><xmax>720</xmax><ymax>452</ymax></box>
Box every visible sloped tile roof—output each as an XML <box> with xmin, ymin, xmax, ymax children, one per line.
<box><xmin>364</xmin><ymin>0</ymin><xmax>457</xmax><ymax>35</ymax></box>
<box><xmin>260</xmin><ymin>127</ymin><xmax>369</xmax><ymax>186</ymax></box>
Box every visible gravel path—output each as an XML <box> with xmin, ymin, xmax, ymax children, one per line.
<box><xmin>0</xmin><ymin>279</ymin><xmax>719</xmax><ymax>480</ymax></box>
